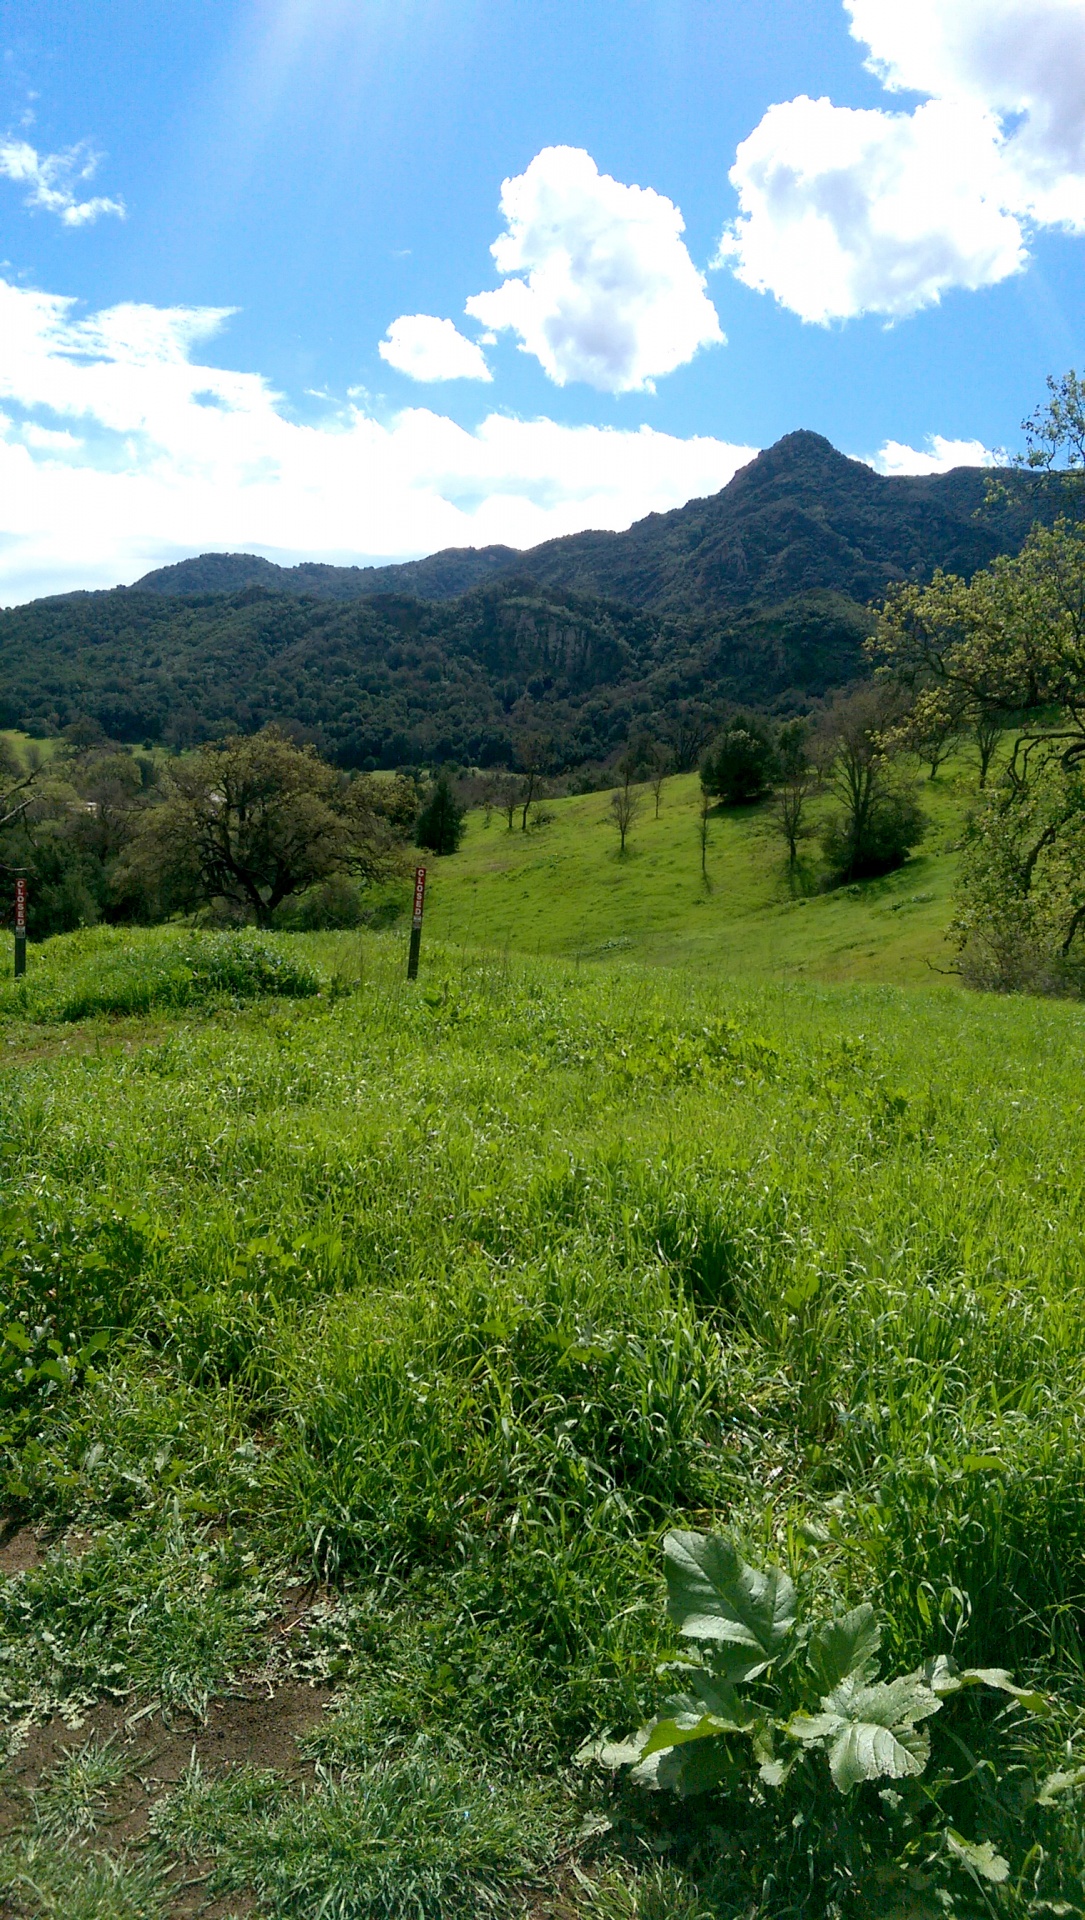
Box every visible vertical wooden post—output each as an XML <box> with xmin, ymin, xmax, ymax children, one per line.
<box><xmin>407</xmin><ymin>865</ymin><xmax>426</xmax><ymax>979</ymax></box>
<box><xmin>14</xmin><ymin>875</ymin><xmax>26</xmax><ymax>978</ymax></box>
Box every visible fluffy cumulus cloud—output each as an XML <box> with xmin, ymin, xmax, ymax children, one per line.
<box><xmin>0</xmin><ymin>139</ymin><xmax>125</xmax><ymax>226</ymax></box>
<box><xmin>719</xmin><ymin>96</ymin><xmax>1022</xmax><ymax>325</ymax></box>
<box><xmin>873</xmin><ymin>432</ymin><xmax>1000</xmax><ymax>475</ymax></box>
<box><xmin>465</xmin><ymin>146</ymin><xmax>724</xmax><ymax>392</ymax></box>
<box><xmin>0</xmin><ymin>278</ymin><xmax>756</xmax><ymax>605</ymax></box>
<box><xmin>848</xmin><ymin>0</ymin><xmax>1085</xmax><ymax>228</ymax></box>
<box><xmin>378</xmin><ymin>314</ymin><xmax>492</xmax><ymax>382</ymax></box>
<box><xmin>720</xmin><ymin>0</ymin><xmax>1085</xmax><ymax>323</ymax></box>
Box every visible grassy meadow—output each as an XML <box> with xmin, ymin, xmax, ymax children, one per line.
<box><xmin>423</xmin><ymin>764</ymin><xmax>972</xmax><ymax>985</ymax></box>
<box><xmin>1</xmin><ymin>752</ymin><xmax>1085</xmax><ymax>1915</ymax></box>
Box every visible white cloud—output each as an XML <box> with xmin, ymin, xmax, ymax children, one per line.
<box><xmin>465</xmin><ymin>146</ymin><xmax>724</xmax><ymax>393</ymax></box>
<box><xmin>720</xmin><ymin>95</ymin><xmax>1022</xmax><ymax>323</ymax></box>
<box><xmin>720</xmin><ymin>0</ymin><xmax>1085</xmax><ymax>323</ymax></box>
<box><xmin>846</xmin><ymin>0</ymin><xmax>1085</xmax><ymax>230</ymax></box>
<box><xmin>0</xmin><ymin>138</ymin><xmax>125</xmax><ymax>226</ymax></box>
<box><xmin>378</xmin><ymin>313</ymin><xmax>492</xmax><ymax>382</ymax></box>
<box><xmin>0</xmin><ymin>277</ymin><xmax>756</xmax><ymax>605</ymax></box>
<box><xmin>873</xmin><ymin>432</ymin><xmax>999</xmax><ymax>475</ymax></box>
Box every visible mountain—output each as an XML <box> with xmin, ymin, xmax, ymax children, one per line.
<box><xmin>132</xmin><ymin>545</ymin><xmax>519</xmax><ymax>602</ymax></box>
<box><xmin>0</xmin><ymin>433</ymin><xmax>1042</xmax><ymax>769</ymax></box>
<box><xmin>507</xmin><ymin>432</ymin><xmax>1033</xmax><ymax>615</ymax></box>
<box><xmin>129</xmin><ymin>432</ymin><xmax>1034</xmax><ymax>618</ymax></box>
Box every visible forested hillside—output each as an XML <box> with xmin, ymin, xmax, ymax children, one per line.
<box><xmin>0</xmin><ymin>581</ymin><xmax>667</xmax><ymax>765</ymax></box>
<box><xmin>133</xmin><ymin>543</ymin><xmax>519</xmax><ymax>602</ymax></box>
<box><xmin>0</xmin><ymin>433</ymin><xmax>1036</xmax><ymax>767</ymax></box>
<box><xmin>512</xmin><ymin>431</ymin><xmax>1035</xmax><ymax>614</ymax></box>
<box><xmin>0</xmin><ymin>576</ymin><xmax>878</xmax><ymax>765</ymax></box>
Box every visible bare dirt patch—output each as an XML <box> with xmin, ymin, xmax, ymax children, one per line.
<box><xmin>0</xmin><ymin>1683</ymin><xmax>331</xmax><ymax>1916</ymax></box>
<box><xmin>2</xmin><ymin>1681</ymin><xmax>329</xmax><ymax>1809</ymax></box>
<box><xmin>0</xmin><ymin>1681</ymin><xmax>329</xmax><ymax>1828</ymax></box>
<box><xmin>0</xmin><ymin>1526</ymin><xmax>46</xmax><ymax>1577</ymax></box>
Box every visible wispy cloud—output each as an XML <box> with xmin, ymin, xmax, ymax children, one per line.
<box><xmin>0</xmin><ymin>138</ymin><xmax>126</xmax><ymax>227</ymax></box>
<box><xmin>0</xmin><ymin>277</ymin><xmax>757</xmax><ymax>604</ymax></box>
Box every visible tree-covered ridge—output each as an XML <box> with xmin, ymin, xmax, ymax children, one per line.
<box><xmin>132</xmin><ymin>543</ymin><xmax>519</xmax><ymax>602</ymax></box>
<box><xmin>129</xmin><ymin>433</ymin><xmax>1037</xmax><ymax>620</ymax></box>
<box><xmin>0</xmin><ymin>430</ymin><xmax>1042</xmax><ymax>771</ymax></box>
<box><xmin>0</xmin><ymin>577</ymin><xmax>872</xmax><ymax>768</ymax></box>
<box><xmin>512</xmin><ymin>433</ymin><xmax>1037</xmax><ymax>615</ymax></box>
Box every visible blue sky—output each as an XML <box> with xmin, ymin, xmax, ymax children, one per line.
<box><xmin>1</xmin><ymin>0</ymin><xmax>1084</xmax><ymax>602</ymax></box>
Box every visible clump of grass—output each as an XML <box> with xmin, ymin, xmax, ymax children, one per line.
<box><xmin>30</xmin><ymin>1735</ymin><xmax>129</xmax><ymax>1837</ymax></box>
<box><xmin>0</xmin><ymin>1838</ymin><xmax>167</xmax><ymax>1920</ymax></box>
<box><xmin>154</xmin><ymin>1749</ymin><xmax>560</xmax><ymax>1919</ymax></box>
<box><xmin>0</xmin><ymin>1521</ymin><xmax>272</xmax><ymax>1722</ymax></box>
<box><xmin>0</xmin><ymin>924</ymin><xmax>321</xmax><ymax>1023</ymax></box>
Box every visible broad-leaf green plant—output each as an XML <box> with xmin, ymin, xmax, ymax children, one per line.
<box><xmin>582</xmin><ymin>1530</ymin><xmax>1046</xmax><ymax>1893</ymax></box>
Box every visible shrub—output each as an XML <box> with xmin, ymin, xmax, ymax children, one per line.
<box><xmin>583</xmin><ymin>1530</ymin><xmax>1050</xmax><ymax>1911</ymax></box>
<box><xmin>272</xmin><ymin>875</ymin><xmax>367</xmax><ymax>930</ymax></box>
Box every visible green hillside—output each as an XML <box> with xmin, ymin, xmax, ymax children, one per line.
<box><xmin>422</xmin><ymin>761</ymin><xmax>973</xmax><ymax>985</ymax></box>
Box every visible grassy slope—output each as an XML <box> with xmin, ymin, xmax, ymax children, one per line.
<box><xmin>423</xmin><ymin>763</ymin><xmax>972</xmax><ymax>985</ymax></box>
<box><xmin>0</xmin><ymin>926</ymin><xmax>1084</xmax><ymax>1914</ymax></box>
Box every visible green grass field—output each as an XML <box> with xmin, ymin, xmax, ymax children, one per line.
<box><xmin>0</xmin><ymin>908</ymin><xmax>1083</xmax><ymax>1916</ymax></box>
<box><xmin>423</xmin><ymin>763</ymin><xmax>971</xmax><ymax>986</ymax></box>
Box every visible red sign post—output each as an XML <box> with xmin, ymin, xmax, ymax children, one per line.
<box><xmin>13</xmin><ymin>875</ymin><xmax>26</xmax><ymax>978</ymax></box>
<box><xmin>407</xmin><ymin>866</ymin><xmax>426</xmax><ymax>980</ymax></box>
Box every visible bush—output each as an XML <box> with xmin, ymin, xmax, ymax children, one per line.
<box><xmin>272</xmin><ymin>875</ymin><xmax>367</xmax><ymax>930</ymax></box>
<box><xmin>9</xmin><ymin>836</ymin><xmax>106</xmax><ymax>940</ymax></box>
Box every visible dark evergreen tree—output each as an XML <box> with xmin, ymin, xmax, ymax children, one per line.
<box><xmin>702</xmin><ymin>714</ymin><xmax>778</xmax><ymax>806</ymax></box>
<box><xmin>415</xmin><ymin>773</ymin><xmax>465</xmax><ymax>856</ymax></box>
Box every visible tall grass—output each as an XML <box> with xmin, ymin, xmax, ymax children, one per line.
<box><xmin>2</xmin><ymin>924</ymin><xmax>1085</xmax><ymax>1910</ymax></box>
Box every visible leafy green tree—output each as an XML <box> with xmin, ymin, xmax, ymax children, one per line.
<box><xmin>817</xmin><ymin>685</ymin><xmax>926</xmax><ymax>882</ymax></box>
<box><xmin>878</xmin><ymin>500</ymin><xmax>1085</xmax><ymax>989</ymax></box>
<box><xmin>121</xmin><ymin>727</ymin><xmax>407</xmax><ymax>926</ymax></box>
<box><xmin>772</xmin><ymin>718</ymin><xmax>817</xmax><ymax>867</ymax></box>
<box><xmin>701</xmin><ymin>714</ymin><xmax>777</xmax><ymax>806</ymax></box>
<box><xmin>1015</xmin><ymin>366</ymin><xmax>1085</xmax><ymax>511</ymax></box>
<box><xmin>0</xmin><ymin>741</ymin><xmax>152</xmax><ymax>937</ymax></box>
<box><xmin>415</xmin><ymin>773</ymin><xmax>466</xmax><ymax>856</ymax></box>
<box><xmin>954</xmin><ymin>753</ymin><xmax>1085</xmax><ymax>992</ymax></box>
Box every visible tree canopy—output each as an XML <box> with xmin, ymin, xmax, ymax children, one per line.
<box><xmin>121</xmin><ymin>729</ymin><xmax>412</xmax><ymax>927</ymax></box>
